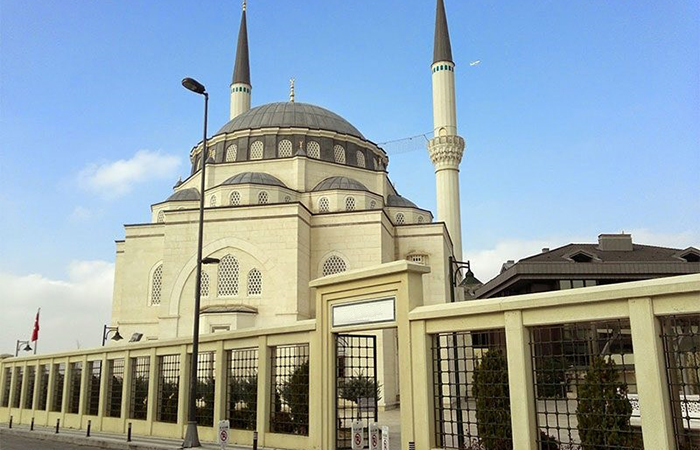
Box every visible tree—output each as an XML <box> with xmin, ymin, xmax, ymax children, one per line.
<box><xmin>535</xmin><ymin>357</ymin><xmax>569</xmax><ymax>398</ymax></box>
<box><xmin>275</xmin><ymin>360</ymin><xmax>309</xmax><ymax>435</ymax></box>
<box><xmin>337</xmin><ymin>370</ymin><xmax>382</xmax><ymax>403</ymax></box>
<box><xmin>576</xmin><ymin>356</ymin><xmax>635</xmax><ymax>450</ymax></box>
<box><xmin>472</xmin><ymin>350</ymin><xmax>512</xmax><ymax>450</ymax></box>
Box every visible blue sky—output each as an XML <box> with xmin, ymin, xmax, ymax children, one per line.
<box><xmin>0</xmin><ymin>0</ymin><xmax>698</xmax><ymax>352</ymax></box>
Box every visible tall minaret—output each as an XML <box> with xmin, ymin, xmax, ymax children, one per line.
<box><xmin>428</xmin><ymin>0</ymin><xmax>465</xmax><ymax>261</ymax></box>
<box><xmin>230</xmin><ymin>1</ymin><xmax>251</xmax><ymax>120</ymax></box>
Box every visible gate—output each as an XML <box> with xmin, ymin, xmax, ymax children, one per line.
<box><xmin>335</xmin><ymin>334</ymin><xmax>378</xmax><ymax>449</ymax></box>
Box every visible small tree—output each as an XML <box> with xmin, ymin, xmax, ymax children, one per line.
<box><xmin>472</xmin><ymin>349</ymin><xmax>512</xmax><ymax>450</ymax></box>
<box><xmin>338</xmin><ymin>370</ymin><xmax>382</xmax><ymax>403</ymax></box>
<box><xmin>576</xmin><ymin>356</ymin><xmax>634</xmax><ymax>450</ymax></box>
<box><xmin>536</xmin><ymin>357</ymin><xmax>568</xmax><ymax>398</ymax></box>
<box><xmin>279</xmin><ymin>360</ymin><xmax>309</xmax><ymax>435</ymax></box>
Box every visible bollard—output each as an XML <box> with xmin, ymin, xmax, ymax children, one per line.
<box><xmin>86</xmin><ymin>419</ymin><xmax>91</xmax><ymax>437</ymax></box>
<box><xmin>55</xmin><ymin>418</ymin><xmax>60</xmax><ymax>434</ymax></box>
<box><xmin>8</xmin><ymin>415</ymin><xmax>12</xmax><ymax>429</ymax></box>
<box><xmin>30</xmin><ymin>417</ymin><xmax>35</xmax><ymax>431</ymax></box>
<box><xmin>253</xmin><ymin>431</ymin><xmax>258</xmax><ymax>450</ymax></box>
<box><xmin>127</xmin><ymin>422</ymin><xmax>132</xmax><ymax>442</ymax></box>
<box><xmin>408</xmin><ymin>442</ymin><xmax>416</xmax><ymax>450</ymax></box>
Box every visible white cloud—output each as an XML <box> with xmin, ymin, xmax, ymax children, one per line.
<box><xmin>78</xmin><ymin>150</ymin><xmax>180</xmax><ymax>199</ymax></box>
<box><xmin>69</xmin><ymin>205</ymin><xmax>93</xmax><ymax>222</ymax></box>
<box><xmin>0</xmin><ymin>260</ymin><xmax>114</xmax><ymax>355</ymax></box>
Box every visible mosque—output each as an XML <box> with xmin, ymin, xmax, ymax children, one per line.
<box><xmin>109</xmin><ymin>0</ymin><xmax>466</xmax><ymax>409</ymax></box>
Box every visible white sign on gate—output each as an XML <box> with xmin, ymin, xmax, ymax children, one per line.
<box><xmin>351</xmin><ymin>420</ymin><xmax>364</xmax><ymax>450</ymax></box>
<box><xmin>369</xmin><ymin>422</ymin><xmax>380</xmax><ymax>450</ymax></box>
<box><xmin>381</xmin><ymin>426</ymin><xmax>390</xmax><ymax>450</ymax></box>
<box><xmin>218</xmin><ymin>420</ymin><xmax>230</xmax><ymax>449</ymax></box>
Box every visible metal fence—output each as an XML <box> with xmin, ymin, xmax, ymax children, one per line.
<box><xmin>129</xmin><ymin>356</ymin><xmax>149</xmax><ymax>420</ymax></box>
<box><xmin>227</xmin><ymin>348</ymin><xmax>258</xmax><ymax>430</ymax></box>
<box><xmin>270</xmin><ymin>344</ymin><xmax>309</xmax><ymax>436</ymax></box>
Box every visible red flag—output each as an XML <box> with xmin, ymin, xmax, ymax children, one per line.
<box><xmin>31</xmin><ymin>308</ymin><xmax>40</xmax><ymax>342</ymax></box>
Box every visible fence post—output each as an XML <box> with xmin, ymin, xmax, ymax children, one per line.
<box><xmin>256</xmin><ymin>335</ymin><xmax>271</xmax><ymax>448</ymax></box>
<box><xmin>628</xmin><ymin>297</ymin><xmax>675</xmax><ymax>450</ymax></box>
<box><xmin>504</xmin><ymin>310</ymin><xmax>537</xmax><ymax>450</ymax></box>
<box><xmin>409</xmin><ymin>320</ymin><xmax>435</xmax><ymax>450</ymax></box>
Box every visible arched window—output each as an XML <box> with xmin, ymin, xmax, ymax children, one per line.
<box><xmin>334</xmin><ymin>145</ymin><xmax>346</xmax><ymax>164</ymax></box>
<box><xmin>395</xmin><ymin>213</ymin><xmax>405</xmax><ymax>225</ymax></box>
<box><xmin>318</xmin><ymin>197</ymin><xmax>330</xmax><ymax>213</ymax></box>
<box><xmin>230</xmin><ymin>191</ymin><xmax>241</xmax><ymax>206</ymax></box>
<box><xmin>250</xmin><ymin>141</ymin><xmax>264</xmax><ymax>160</ymax></box>
<box><xmin>278</xmin><ymin>139</ymin><xmax>293</xmax><ymax>158</ymax></box>
<box><xmin>210</xmin><ymin>195</ymin><xmax>217</xmax><ymax>207</ymax></box>
<box><xmin>345</xmin><ymin>197</ymin><xmax>356</xmax><ymax>211</ymax></box>
<box><xmin>258</xmin><ymin>191</ymin><xmax>269</xmax><ymax>204</ymax></box>
<box><xmin>322</xmin><ymin>255</ymin><xmax>347</xmax><ymax>277</ymax></box>
<box><xmin>417</xmin><ymin>215</ymin><xmax>425</xmax><ymax>223</ymax></box>
<box><xmin>157</xmin><ymin>210</ymin><xmax>165</xmax><ymax>223</ymax></box>
<box><xmin>217</xmin><ymin>255</ymin><xmax>239</xmax><ymax>297</ymax></box>
<box><xmin>307</xmin><ymin>141</ymin><xmax>321</xmax><ymax>159</ymax></box>
<box><xmin>247</xmin><ymin>269</ymin><xmax>262</xmax><ymax>296</ymax></box>
<box><xmin>151</xmin><ymin>264</ymin><xmax>163</xmax><ymax>305</ymax></box>
<box><xmin>225</xmin><ymin>144</ymin><xmax>238</xmax><ymax>162</ymax></box>
<box><xmin>201</xmin><ymin>272</ymin><xmax>210</xmax><ymax>297</ymax></box>
<box><xmin>356</xmin><ymin>151</ymin><xmax>366</xmax><ymax>168</ymax></box>
<box><xmin>369</xmin><ymin>200</ymin><xmax>377</xmax><ymax>209</ymax></box>
<box><xmin>284</xmin><ymin>195</ymin><xmax>292</xmax><ymax>203</ymax></box>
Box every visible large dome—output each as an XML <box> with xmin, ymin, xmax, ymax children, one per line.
<box><xmin>216</xmin><ymin>102</ymin><xmax>365</xmax><ymax>139</ymax></box>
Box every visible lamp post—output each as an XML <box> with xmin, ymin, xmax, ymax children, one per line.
<box><xmin>102</xmin><ymin>325</ymin><xmax>123</xmax><ymax>347</ymax></box>
<box><xmin>15</xmin><ymin>340</ymin><xmax>32</xmax><ymax>357</ymax></box>
<box><xmin>181</xmin><ymin>76</ymin><xmax>209</xmax><ymax>448</ymax></box>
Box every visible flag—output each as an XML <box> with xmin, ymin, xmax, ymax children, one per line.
<box><xmin>31</xmin><ymin>308</ymin><xmax>40</xmax><ymax>342</ymax></box>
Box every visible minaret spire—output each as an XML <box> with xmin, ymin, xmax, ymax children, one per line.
<box><xmin>427</xmin><ymin>0</ymin><xmax>465</xmax><ymax>262</ymax></box>
<box><xmin>289</xmin><ymin>78</ymin><xmax>295</xmax><ymax>103</ymax></box>
<box><xmin>230</xmin><ymin>0</ymin><xmax>251</xmax><ymax>120</ymax></box>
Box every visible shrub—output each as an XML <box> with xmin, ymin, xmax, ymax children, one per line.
<box><xmin>338</xmin><ymin>370</ymin><xmax>382</xmax><ymax>403</ymax></box>
<box><xmin>536</xmin><ymin>357</ymin><xmax>569</xmax><ymax>398</ymax></box>
<box><xmin>472</xmin><ymin>349</ymin><xmax>512</xmax><ymax>450</ymax></box>
<box><xmin>276</xmin><ymin>360</ymin><xmax>309</xmax><ymax>435</ymax></box>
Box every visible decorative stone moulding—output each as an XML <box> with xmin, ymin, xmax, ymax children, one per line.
<box><xmin>427</xmin><ymin>135</ymin><xmax>465</xmax><ymax>169</ymax></box>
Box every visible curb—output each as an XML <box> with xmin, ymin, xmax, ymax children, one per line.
<box><xmin>0</xmin><ymin>427</ymin><xmax>187</xmax><ymax>450</ymax></box>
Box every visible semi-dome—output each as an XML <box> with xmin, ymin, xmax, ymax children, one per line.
<box><xmin>216</xmin><ymin>102</ymin><xmax>365</xmax><ymax>139</ymax></box>
<box><xmin>222</xmin><ymin>172</ymin><xmax>287</xmax><ymax>187</ymax></box>
<box><xmin>167</xmin><ymin>188</ymin><xmax>200</xmax><ymax>202</ymax></box>
<box><xmin>313</xmin><ymin>177</ymin><xmax>369</xmax><ymax>192</ymax></box>
<box><xmin>387</xmin><ymin>194</ymin><xmax>418</xmax><ymax>208</ymax></box>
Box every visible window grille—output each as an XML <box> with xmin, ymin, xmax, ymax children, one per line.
<box><xmin>334</xmin><ymin>144</ymin><xmax>346</xmax><ymax>164</ymax></box>
<box><xmin>210</xmin><ymin>195</ymin><xmax>217</xmax><ymax>207</ymax></box>
<box><xmin>395</xmin><ymin>212</ymin><xmax>405</xmax><ymax>225</ymax></box>
<box><xmin>86</xmin><ymin>361</ymin><xmax>101</xmax><ymax>416</ymax></box>
<box><xmin>345</xmin><ymin>196</ymin><xmax>356</xmax><ymax>211</ymax></box>
<box><xmin>418</xmin><ymin>215</ymin><xmax>425</xmax><ymax>223</ymax></box>
<box><xmin>369</xmin><ymin>200</ymin><xmax>377</xmax><ymax>209</ymax></box>
<box><xmin>228</xmin><ymin>348</ymin><xmax>258</xmax><ymax>430</ymax></box>
<box><xmin>408</xmin><ymin>254</ymin><xmax>427</xmax><ymax>265</ymax></box>
<box><xmin>37</xmin><ymin>364</ymin><xmax>49</xmax><ymax>410</ymax></box>
<box><xmin>356</xmin><ymin>151</ymin><xmax>366</xmax><ymax>168</ymax></box>
<box><xmin>192</xmin><ymin>352</ymin><xmax>216</xmax><ymax>426</ymax></box>
<box><xmin>230</xmin><ymin>191</ymin><xmax>241</xmax><ymax>206</ymax></box>
<box><xmin>258</xmin><ymin>191</ymin><xmax>269</xmax><ymax>204</ymax></box>
<box><xmin>660</xmin><ymin>314</ymin><xmax>700</xmax><ymax>449</ymax></box>
<box><xmin>218</xmin><ymin>255</ymin><xmax>240</xmax><ymax>297</ymax></box>
<box><xmin>307</xmin><ymin>141</ymin><xmax>321</xmax><ymax>159</ymax></box>
<box><xmin>318</xmin><ymin>197</ymin><xmax>330</xmax><ymax>213</ymax></box>
<box><xmin>129</xmin><ymin>356</ymin><xmax>149</xmax><ymax>420</ymax></box>
<box><xmin>270</xmin><ymin>344</ymin><xmax>310</xmax><ymax>435</ymax></box>
<box><xmin>51</xmin><ymin>363</ymin><xmax>65</xmax><ymax>412</ymax></box>
<box><xmin>68</xmin><ymin>362</ymin><xmax>82</xmax><ymax>414</ymax></box>
<box><xmin>226</xmin><ymin>144</ymin><xmax>238</xmax><ymax>162</ymax></box>
<box><xmin>157</xmin><ymin>354</ymin><xmax>180</xmax><ymax>423</ymax></box>
<box><xmin>1</xmin><ymin>367</ymin><xmax>10</xmax><ymax>407</ymax></box>
<box><xmin>151</xmin><ymin>264</ymin><xmax>163</xmax><ymax>306</ymax></box>
<box><xmin>322</xmin><ymin>255</ymin><xmax>347</xmax><ymax>276</ymax></box>
<box><xmin>247</xmin><ymin>268</ymin><xmax>262</xmax><ymax>296</ymax></box>
<box><xmin>433</xmin><ymin>329</ymin><xmax>510</xmax><ymax>449</ymax></box>
<box><xmin>250</xmin><ymin>141</ymin><xmax>264</xmax><ymax>160</ymax></box>
<box><xmin>530</xmin><ymin>320</ymin><xmax>642</xmax><ymax>450</ymax></box>
<box><xmin>284</xmin><ymin>195</ymin><xmax>292</xmax><ymax>203</ymax></box>
<box><xmin>278</xmin><ymin>139</ymin><xmax>293</xmax><ymax>157</ymax></box>
<box><xmin>24</xmin><ymin>366</ymin><xmax>36</xmax><ymax>410</ymax></box>
<box><xmin>106</xmin><ymin>359</ymin><xmax>124</xmax><ymax>418</ymax></box>
<box><xmin>11</xmin><ymin>367</ymin><xmax>23</xmax><ymax>408</ymax></box>
<box><xmin>201</xmin><ymin>272</ymin><xmax>210</xmax><ymax>297</ymax></box>
<box><xmin>157</xmin><ymin>210</ymin><xmax>165</xmax><ymax>223</ymax></box>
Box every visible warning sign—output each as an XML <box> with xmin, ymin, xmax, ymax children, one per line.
<box><xmin>351</xmin><ymin>420</ymin><xmax>364</xmax><ymax>450</ymax></box>
<box><xmin>381</xmin><ymin>426</ymin><xmax>390</xmax><ymax>450</ymax></box>
<box><xmin>218</xmin><ymin>420</ymin><xmax>230</xmax><ymax>448</ymax></box>
<box><xmin>369</xmin><ymin>422</ymin><xmax>380</xmax><ymax>450</ymax></box>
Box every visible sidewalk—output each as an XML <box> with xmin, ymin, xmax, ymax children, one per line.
<box><xmin>0</xmin><ymin>423</ymin><xmax>255</xmax><ymax>450</ymax></box>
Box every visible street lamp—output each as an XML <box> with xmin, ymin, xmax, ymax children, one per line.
<box><xmin>181</xmin><ymin>76</ymin><xmax>209</xmax><ymax>448</ymax></box>
<box><xmin>102</xmin><ymin>326</ymin><xmax>123</xmax><ymax>346</ymax></box>
<box><xmin>15</xmin><ymin>340</ymin><xmax>33</xmax><ymax>357</ymax></box>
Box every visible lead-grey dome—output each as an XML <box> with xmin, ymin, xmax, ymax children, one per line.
<box><xmin>313</xmin><ymin>177</ymin><xmax>369</xmax><ymax>192</ymax></box>
<box><xmin>167</xmin><ymin>188</ymin><xmax>200</xmax><ymax>202</ymax></box>
<box><xmin>387</xmin><ymin>194</ymin><xmax>418</xmax><ymax>208</ymax></box>
<box><xmin>223</xmin><ymin>172</ymin><xmax>287</xmax><ymax>188</ymax></box>
<box><xmin>216</xmin><ymin>102</ymin><xmax>365</xmax><ymax>139</ymax></box>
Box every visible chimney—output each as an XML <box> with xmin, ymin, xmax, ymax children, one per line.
<box><xmin>598</xmin><ymin>233</ymin><xmax>633</xmax><ymax>251</ymax></box>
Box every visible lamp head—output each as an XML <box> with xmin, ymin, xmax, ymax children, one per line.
<box><xmin>202</xmin><ymin>257</ymin><xmax>221</xmax><ymax>265</ymax></box>
<box><xmin>111</xmin><ymin>330</ymin><xmax>123</xmax><ymax>341</ymax></box>
<box><xmin>23</xmin><ymin>343</ymin><xmax>32</xmax><ymax>352</ymax></box>
<box><xmin>182</xmin><ymin>77</ymin><xmax>206</xmax><ymax>95</ymax></box>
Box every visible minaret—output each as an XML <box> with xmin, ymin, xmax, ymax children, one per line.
<box><xmin>427</xmin><ymin>0</ymin><xmax>465</xmax><ymax>261</ymax></box>
<box><xmin>230</xmin><ymin>1</ymin><xmax>251</xmax><ymax>120</ymax></box>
